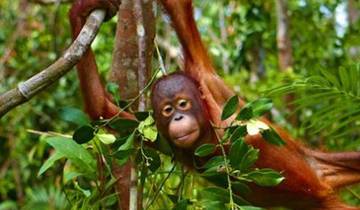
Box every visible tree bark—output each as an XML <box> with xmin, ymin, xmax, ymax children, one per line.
<box><xmin>348</xmin><ymin>0</ymin><xmax>360</xmax><ymax>59</ymax></box>
<box><xmin>248</xmin><ymin>39</ymin><xmax>265</xmax><ymax>83</ymax></box>
<box><xmin>275</xmin><ymin>0</ymin><xmax>298</xmax><ymax>125</ymax></box>
<box><xmin>348</xmin><ymin>0</ymin><xmax>359</xmax><ymax>25</ymax></box>
<box><xmin>276</xmin><ymin>0</ymin><xmax>292</xmax><ymax>71</ymax></box>
<box><xmin>110</xmin><ymin>0</ymin><xmax>155</xmax><ymax>209</ymax></box>
<box><xmin>110</xmin><ymin>0</ymin><xmax>155</xmax><ymax>105</ymax></box>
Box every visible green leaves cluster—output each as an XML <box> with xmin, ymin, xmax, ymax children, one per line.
<box><xmin>194</xmin><ymin>96</ymin><xmax>285</xmax><ymax>209</ymax></box>
<box><xmin>221</xmin><ymin>95</ymin><xmax>285</xmax><ymax>145</ymax></box>
<box><xmin>268</xmin><ymin>65</ymin><xmax>360</xmax><ymax>147</ymax></box>
<box><xmin>38</xmin><ymin>107</ymin><xmax>162</xmax><ymax>208</ymax></box>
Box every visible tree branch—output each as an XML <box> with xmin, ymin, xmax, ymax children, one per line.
<box><xmin>29</xmin><ymin>0</ymin><xmax>72</xmax><ymax>5</ymax></box>
<box><xmin>134</xmin><ymin>0</ymin><xmax>147</xmax><ymax>111</ymax></box>
<box><xmin>0</xmin><ymin>10</ymin><xmax>106</xmax><ymax>118</ymax></box>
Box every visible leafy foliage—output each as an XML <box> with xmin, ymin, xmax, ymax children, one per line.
<box><xmin>221</xmin><ymin>95</ymin><xmax>240</xmax><ymax>120</ymax></box>
<box><xmin>35</xmin><ymin>109</ymin><xmax>163</xmax><ymax>208</ymax></box>
<box><xmin>23</xmin><ymin>187</ymin><xmax>69</xmax><ymax>210</ymax></box>
<box><xmin>195</xmin><ymin>97</ymin><xmax>284</xmax><ymax>209</ymax></box>
<box><xmin>268</xmin><ymin>65</ymin><xmax>360</xmax><ymax>146</ymax></box>
<box><xmin>1</xmin><ymin>0</ymin><xmax>360</xmax><ymax>208</ymax></box>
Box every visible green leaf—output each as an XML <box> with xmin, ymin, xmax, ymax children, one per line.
<box><xmin>249</xmin><ymin>98</ymin><xmax>273</xmax><ymax>117</ymax></box>
<box><xmin>63</xmin><ymin>171</ymin><xmax>83</xmax><ymax>183</ymax></box>
<box><xmin>260</xmin><ymin>128</ymin><xmax>285</xmax><ymax>146</ymax></box>
<box><xmin>73</xmin><ymin>126</ymin><xmax>95</xmax><ymax>144</ymax></box>
<box><xmin>320</xmin><ymin>68</ymin><xmax>340</xmax><ymax>88</ymax></box>
<box><xmin>236</xmin><ymin>98</ymin><xmax>272</xmax><ymax>120</ymax></box>
<box><xmin>113</xmin><ymin>149</ymin><xmax>134</xmax><ymax>159</ymax></box>
<box><xmin>202</xmin><ymin>156</ymin><xmax>225</xmax><ymax>170</ymax></box>
<box><xmin>135</xmin><ymin>111</ymin><xmax>150</xmax><ymax>121</ymax></box>
<box><xmin>138</xmin><ymin>115</ymin><xmax>158</xmax><ymax>142</ymax></box>
<box><xmin>116</xmin><ymin>131</ymin><xmax>136</xmax><ymax>151</ymax></box>
<box><xmin>58</xmin><ymin>107</ymin><xmax>90</xmax><ymax>126</ymax></box>
<box><xmin>201</xmin><ymin>166</ymin><xmax>221</xmax><ymax>177</ymax></box>
<box><xmin>38</xmin><ymin>151</ymin><xmax>64</xmax><ymax>176</ymax></box>
<box><xmin>199</xmin><ymin>187</ymin><xmax>232</xmax><ymax>203</ymax></box>
<box><xmin>229</xmin><ymin>139</ymin><xmax>249</xmax><ymax>169</ymax></box>
<box><xmin>97</xmin><ymin>133</ymin><xmax>116</xmax><ymax>144</ymax></box>
<box><xmin>352</xmin><ymin>65</ymin><xmax>360</xmax><ymax>96</ymax></box>
<box><xmin>118</xmin><ymin>100</ymin><xmax>130</xmax><ymax>110</ymax></box>
<box><xmin>106</xmin><ymin>82</ymin><xmax>120</xmax><ymax>101</ymax></box>
<box><xmin>231</xmin><ymin>181</ymin><xmax>251</xmax><ymax>195</ymax></box>
<box><xmin>45</xmin><ymin>137</ymin><xmax>96</xmax><ymax>178</ymax></box>
<box><xmin>113</xmin><ymin>149</ymin><xmax>134</xmax><ymax>166</ymax></box>
<box><xmin>155</xmin><ymin>135</ymin><xmax>173</xmax><ymax>156</ymax></box>
<box><xmin>229</xmin><ymin>126</ymin><xmax>247</xmax><ymax>142</ymax></box>
<box><xmin>236</xmin><ymin>106</ymin><xmax>253</xmax><ymax>121</ymax></box>
<box><xmin>221</xmin><ymin>95</ymin><xmax>239</xmax><ymax>120</ymax></box>
<box><xmin>173</xmin><ymin>199</ymin><xmax>190</xmax><ymax>210</ymax></box>
<box><xmin>109</xmin><ymin>118</ymin><xmax>139</xmax><ymax>134</ymax></box>
<box><xmin>195</xmin><ymin>144</ymin><xmax>216</xmax><ymax>157</ymax></box>
<box><xmin>239</xmin><ymin>206</ymin><xmax>264</xmax><ymax>210</ymax></box>
<box><xmin>139</xmin><ymin>114</ymin><xmax>155</xmax><ymax>127</ymax></box>
<box><xmin>143</xmin><ymin>148</ymin><xmax>161</xmax><ymax>172</ymax></box>
<box><xmin>0</xmin><ymin>201</ymin><xmax>17</xmax><ymax>210</ymax></box>
<box><xmin>247</xmin><ymin>169</ymin><xmax>284</xmax><ymax>187</ymax></box>
<box><xmin>200</xmin><ymin>201</ymin><xmax>226</xmax><ymax>210</ymax></box>
<box><xmin>101</xmin><ymin>193</ymin><xmax>118</xmax><ymax>207</ymax></box>
<box><xmin>75</xmin><ymin>181</ymin><xmax>91</xmax><ymax>197</ymax></box>
<box><xmin>166</xmin><ymin>194</ymin><xmax>179</xmax><ymax>204</ymax></box>
<box><xmin>339</xmin><ymin>67</ymin><xmax>349</xmax><ymax>91</ymax></box>
<box><xmin>239</xmin><ymin>148</ymin><xmax>259</xmax><ymax>171</ymax></box>
<box><xmin>199</xmin><ymin>187</ymin><xmax>249</xmax><ymax>205</ymax></box>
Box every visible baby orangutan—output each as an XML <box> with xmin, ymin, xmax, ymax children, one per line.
<box><xmin>150</xmin><ymin>1</ymin><xmax>360</xmax><ymax>209</ymax></box>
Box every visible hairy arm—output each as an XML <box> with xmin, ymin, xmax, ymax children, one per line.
<box><xmin>69</xmin><ymin>0</ymin><xmax>133</xmax><ymax>120</ymax></box>
<box><xmin>158</xmin><ymin>0</ymin><xmax>237</xmax><ymax>126</ymax></box>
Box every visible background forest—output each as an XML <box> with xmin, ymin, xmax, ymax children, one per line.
<box><xmin>0</xmin><ymin>0</ymin><xmax>359</xmax><ymax>209</ymax></box>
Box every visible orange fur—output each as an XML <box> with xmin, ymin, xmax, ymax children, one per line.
<box><xmin>69</xmin><ymin>0</ymin><xmax>360</xmax><ymax>208</ymax></box>
<box><xmin>69</xmin><ymin>1</ymin><xmax>134</xmax><ymax>120</ymax></box>
<box><xmin>159</xmin><ymin>0</ymin><xmax>360</xmax><ymax>209</ymax></box>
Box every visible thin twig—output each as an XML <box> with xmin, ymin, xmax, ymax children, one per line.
<box><xmin>29</xmin><ymin>0</ymin><xmax>72</xmax><ymax>5</ymax></box>
<box><xmin>26</xmin><ymin>129</ymin><xmax>72</xmax><ymax>138</ymax></box>
<box><xmin>346</xmin><ymin>187</ymin><xmax>360</xmax><ymax>201</ymax></box>
<box><xmin>102</xmin><ymin>67</ymin><xmax>161</xmax><ymax>126</ymax></box>
<box><xmin>154</xmin><ymin>39</ymin><xmax>167</xmax><ymax>75</ymax></box>
<box><xmin>145</xmin><ymin>163</ymin><xmax>177</xmax><ymax>209</ymax></box>
<box><xmin>213</xmin><ymin>128</ymin><xmax>235</xmax><ymax>209</ymax></box>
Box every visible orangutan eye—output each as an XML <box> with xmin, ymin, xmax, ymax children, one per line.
<box><xmin>177</xmin><ymin>99</ymin><xmax>191</xmax><ymax>110</ymax></box>
<box><xmin>162</xmin><ymin>105</ymin><xmax>174</xmax><ymax>117</ymax></box>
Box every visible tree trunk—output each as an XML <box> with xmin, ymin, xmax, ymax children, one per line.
<box><xmin>348</xmin><ymin>0</ymin><xmax>359</xmax><ymax>25</ymax></box>
<box><xmin>348</xmin><ymin>0</ymin><xmax>360</xmax><ymax>59</ymax></box>
<box><xmin>110</xmin><ymin>0</ymin><xmax>155</xmax><ymax>209</ymax></box>
<box><xmin>248</xmin><ymin>39</ymin><xmax>265</xmax><ymax>83</ymax></box>
<box><xmin>110</xmin><ymin>0</ymin><xmax>155</xmax><ymax>105</ymax></box>
<box><xmin>275</xmin><ymin>0</ymin><xmax>297</xmax><ymax>125</ymax></box>
<box><xmin>276</xmin><ymin>0</ymin><xmax>292</xmax><ymax>71</ymax></box>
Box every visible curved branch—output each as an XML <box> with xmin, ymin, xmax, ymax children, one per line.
<box><xmin>0</xmin><ymin>10</ymin><xmax>106</xmax><ymax>118</ymax></box>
